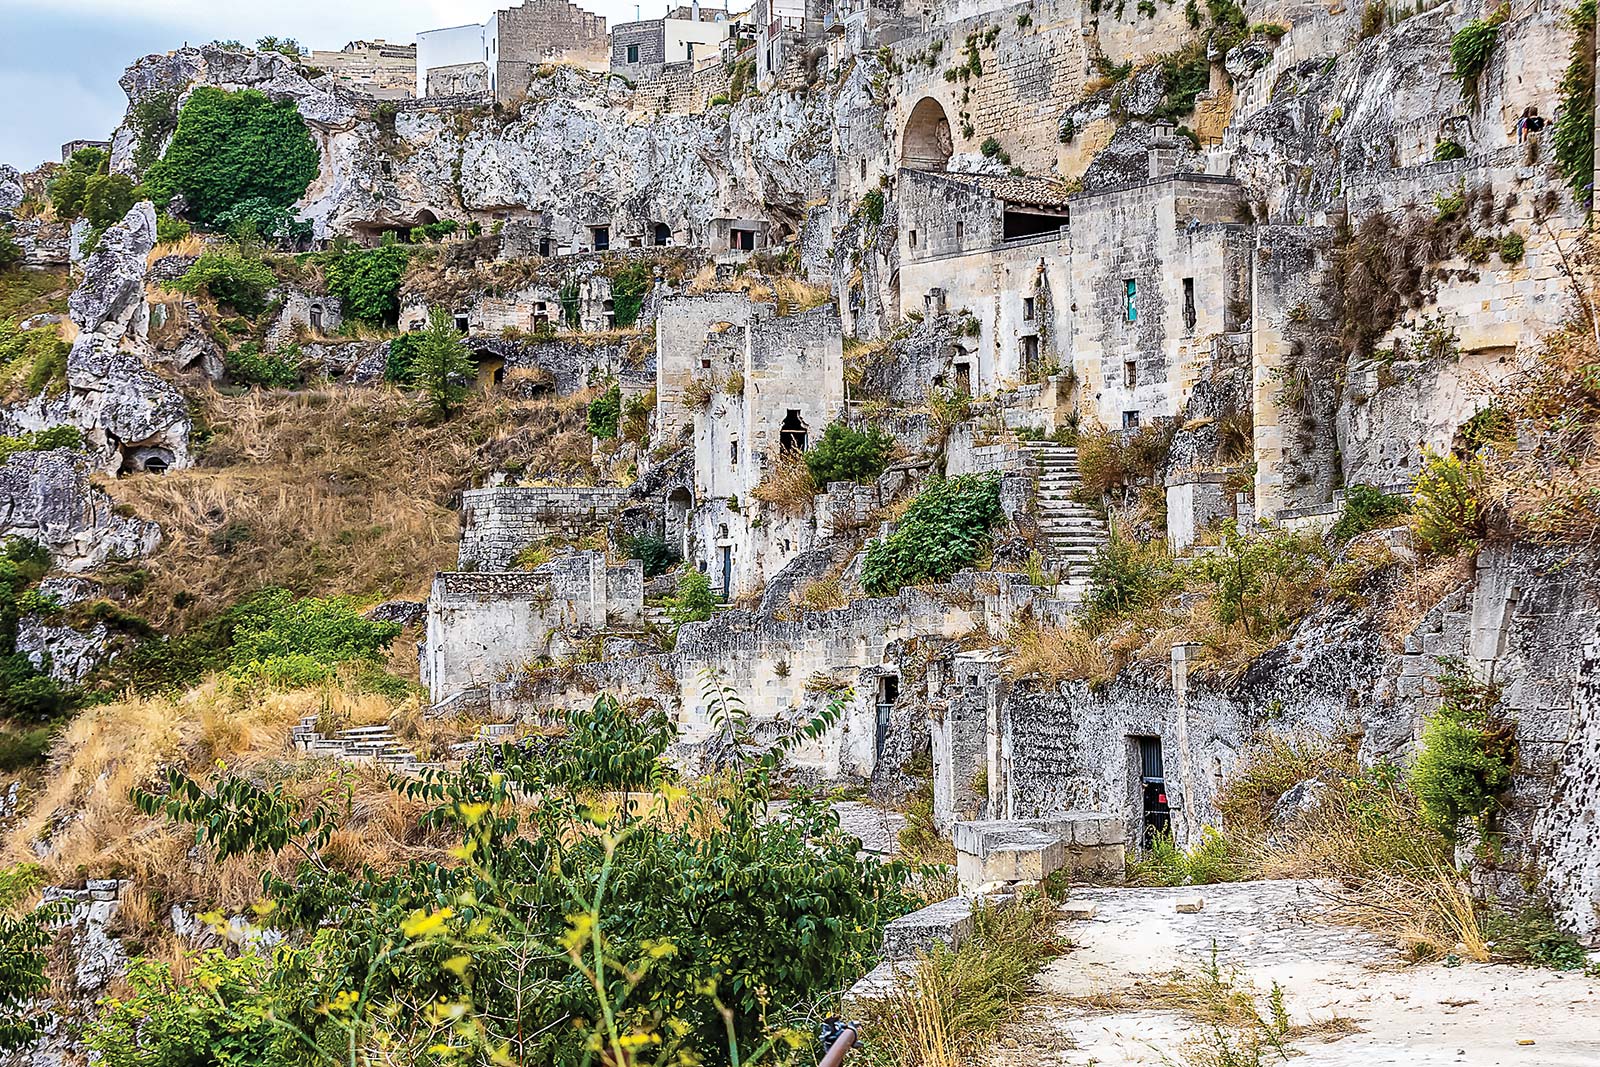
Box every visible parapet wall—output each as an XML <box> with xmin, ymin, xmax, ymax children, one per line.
<box><xmin>459</xmin><ymin>486</ymin><xmax>633</xmax><ymax>569</ymax></box>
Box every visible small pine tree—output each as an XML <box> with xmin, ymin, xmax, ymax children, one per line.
<box><xmin>414</xmin><ymin>308</ymin><xmax>475</xmax><ymax>419</ymax></box>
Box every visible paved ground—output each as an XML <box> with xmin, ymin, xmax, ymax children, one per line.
<box><xmin>985</xmin><ymin>880</ymin><xmax>1600</xmax><ymax>1067</ymax></box>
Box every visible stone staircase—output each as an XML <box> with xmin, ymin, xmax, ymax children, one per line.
<box><xmin>290</xmin><ymin>717</ymin><xmax>439</xmax><ymax>777</ymax></box>
<box><xmin>1024</xmin><ymin>444</ymin><xmax>1109</xmax><ymax>602</ymax></box>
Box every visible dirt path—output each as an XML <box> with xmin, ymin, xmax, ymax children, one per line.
<box><xmin>984</xmin><ymin>880</ymin><xmax>1600</xmax><ymax>1066</ymax></box>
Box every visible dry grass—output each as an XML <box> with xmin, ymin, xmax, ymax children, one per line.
<box><xmin>1383</xmin><ymin>550</ymin><xmax>1474</xmax><ymax>649</ymax></box>
<box><xmin>105</xmin><ymin>386</ymin><xmax>595</xmax><ymax>631</ymax></box>
<box><xmin>795</xmin><ymin>573</ymin><xmax>847</xmax><ymax>613</ymax></box>
<box><xmin>751</xmin><ymin>449</ymin><xmax>818</xmax><ymax>510</ymax></box>
<box><xmin>147</xmin><ymin>234</ymin><xmax>207</xmax><ymax>263</ymax></box>
<box><xmin>1004</xmin><ymin>621</ymin><xmax>1114</xmax><ymax>688</ymax></box>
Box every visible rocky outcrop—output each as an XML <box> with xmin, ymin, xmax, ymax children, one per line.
<box><xmin>15</xmin><ymin>578</ymin><xmax>112</xmax><ymax>683</ymax></box>
<box><xmin>0</xmin><ymin>164</ymin><xmax>24</xmax><ymax>214</ymax></box>
<box><xmin>61</xmin><ymin>202</ymin><xmax>191</xmax><ymax>473</ymax></box>
<box><xmin>0</xmin><ymin>449</ymin><xmax>161</xmax><ymax>570</ymax></box>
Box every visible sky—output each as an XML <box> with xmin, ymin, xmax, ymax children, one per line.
<box><xmin>0</xmin><ymin>0</ymin><xmax>662</xmax><ymax>170</ymax></box>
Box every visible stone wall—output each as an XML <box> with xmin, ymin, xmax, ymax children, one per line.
<box><xmin>491</xmin><ymin>0</ymin><xmax>610</xmax><ymax>103</ymax></box>
<box><xmin>458</xmin><ymin>485</ymin><xmax>633</xmax><ymax>570</ymax></box>
<box><xmin>423</xmin><ymin>552</ymin><xmax>644</xmax><ymax>701</ymax></box>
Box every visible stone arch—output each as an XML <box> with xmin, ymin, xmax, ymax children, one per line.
<box><xmin>902</xmin><ymin>97</ymin><xmax>954</xmax><ymax>171</ymax></box>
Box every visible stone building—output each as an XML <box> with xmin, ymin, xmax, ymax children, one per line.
<box><xmin>610</xmin><ymin>4</ymin><xmax>732</xmax><ymax>80</ymax></box>
<box><xmin>416</xmin><ymin>0</ymin><xmax>609</xmax><ymax>103</ymax></box>
<box><xmin>306</xmin><ymin>40</ymin><xmax>417</xmax><ymax>98</ymax></box>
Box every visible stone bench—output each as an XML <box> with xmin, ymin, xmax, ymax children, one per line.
<box><xmin>953</xmin><ymin>812</ymin><xmax>1126</xmax><ymax>891</ymax></box>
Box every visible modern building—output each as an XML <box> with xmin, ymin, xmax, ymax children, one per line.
<box><xmin>610</xmin><ymin>3</ymin><xmax>733</xmax><ymax>80</ymax></box>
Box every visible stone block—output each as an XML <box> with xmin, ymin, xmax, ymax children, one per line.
<box><xmin>954</xmin><ymin>820</ymin><xmax>1066</xmax><ymax>889</ymax></box>
<box><xmin>881</xmin><ymin>896</ymin><xmax>975</xmax><ymax>960</ymax></box>
<box><xmin>842</xmin><ymin>960</ymin><xmax>917</xmax><ymax>1012</ymax></box>
<box><xmin>1176</xmin><ymin>896</ymin><xmax>1205</xmax><ymax>913</ymax></box>
<box><xmin>1059</xmin><ymin>899</ymin><xmax>1097</xmax><ymax>920</ymax></box>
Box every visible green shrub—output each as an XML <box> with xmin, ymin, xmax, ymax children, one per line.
<box><xmin>1554</xmin><ymin>0</ymin><xmax>1597</xmax><ymax>200</ymax></box>
<box><xmin>1458</xmin><ymin>405</ymin><xmax>1514</xmax><ymax>451</ymax></box>
<box><xmin>223</xmin><ymin>341</ymin><xmax>301</xmax><ymax>388</ymax></box>
<box><xmin>383</xmin><ymin>331</ymin><xmax>423</xmax><ymax>384</ymax></box>
<box><xmin>980</xmin><ymin>136</ymin><xmax>1002</xmax><ymax>157</ymax></box>
<box><xmin>320</xmin><ymin>245</ymin><xmax>410</xmax><ymax>325</ymax></box>
<box><xmin>128</xmin><ymin>90</ymin><xmax>179</xmax><ymax>177</ymax></box>
<box><xmin>153</xmin><ymin>212</ymin><xmax>190</xmax><ymax>244</ymax></box>
<box><xmin>859</xmin><ymin>188</ymin><xmax>885</xmax><ymax>227</ymax></box>
<box><xmin>407</xmin><ymin>219</ymin><xmax>459</xmax><ymax>243</ymax></box>
<box><xmin>1498</xmin><ymin>232</ymin><xmax>1525</xmax><ymax>264</ymax></box>
<box><xmin>862</xmin><ymin>474</ymin><xmax>1004</xmax><ymax>595</ymax></box>
<box><xmin>212</xmin><ymin>196</ymin><xmax>311</xmax><ymax>244</ymax></box>
<box><xmin>0</xmin><ymin>318</ymin><xmax>69</xmax><ymax>398</ymax></box>
<box><xmin>86</xmin><ymin>953</ymin><xmax>284</xmax><ymax>1067</ymax></box>
<box><xmin>144</xmin><ymin>87</ymin><xmax>319</xmax><ymax>226</ymax></box>
<box><xmin>0</xmin><ymin>538</ymin><xmax>69</xmax><ymax>722</ymax></box>
<box><xmin>1411</xmin><ymin>448</ymin><xmax>1483</xmax><ymax>555</ymax></box>
<box><xmin>1330</xmin><ymin>484</ymin><xmax>1411</xmax><ymax>542</ymax></box>
<box><xmin>609</xmin><ymin>262</ymin><xmax>652</xmax><ymax>329</ymax></box>
<box><xmin>1410</xmin><ymin>659</ymin><xmax>1514</xmax><ymax>843</ymax></box>
<box><xmin>627</xmin><ymin>533</ymin><xmax>680</xmax><ymax>578</ymax></box>
<box><xmin>1482</xmin><ymin>904</ymin><xmax>1591</xmax><ymax>970</ymax></box>
<box><xmin>586</xmin><ymin>381</ymin><xmax>622</xmax><ymax>438</ymax></box>
<box><xmin>1128</xmin><ymin>827</ymin><xmax>1244</xmax><ymax>886</ymax></box>
<box><xmin>1152</xmin><ymin>42</ymin><xmax>1212</xmax><ymax>123</ymax></box>
<box><xmin>1449</xmin><ymin>4</ymin><xmax>1509</xmax><ymax>107</ymax></box>
<box><xmin>805</xmin><ymin>422</ymin><xmax>896</xmax><ymax>485</ymax></box>
<box><xmin>224</xmin><ymin>587</ymin><xmax>402</xmax><ymax>687</ymax></box>
<box><xmin>668</xmin><ymin>568</ymin><xmax>717</xmax><ymax>623</ymax></box>
<box><xmin>1432</xmin><ymin>139</ymin><xmax>1467</xmax><ymax>161</ymax></box>
<box><xmin>0</xmin><ymin>425</ymin><xmax>82</xmax><ymax>465</ymax></box>
<box><xmin>170</xmin><ymin>247</ymin><xmax>276</xmax><ymax>318</ymax></box>
<box><xmin>1190</xmin><ymin>522</ymin><xmax>1329</xmax><ymax>639</ymax></box>
<box><xmin>0</xmin><ymin>898</ymin><xmax>54</xmax><ymax>1051</ymax></box>
<box><xmin>1083</xmin><ymin>526</ymin><xmax>1179</xmax><ymax>623</ymax></box>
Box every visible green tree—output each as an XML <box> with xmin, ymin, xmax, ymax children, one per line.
<box><xmin>212</xmin><ymin>196</ymin><xmax>312</xmax><ymax>245</ymax></box>
<box><xmin>586</xmin><ymin>381</ymin><xmax>622</xmax><ymax>438</ymax></box>
<box><xmin>255</xmin><ymin>35</ymin><xmax>305</xmax><ymax>56</ymax></box>
<box><xmin>169</xmin><ymin>247</ymin><xmax>277</xmax><ymax>318</ymax></box>
<box><xmin>668</xmin><ymin>568</ymin><xmax>717</xmax><ymax>623</ymax></box>
<box><xmin>144</xmin><ymin>87</ymin><xmax>319</xmax><ymax>226</ymax></box>
<box><xmin>1410</xmin><ymin>660</ymin><xmax>1516</xmax><ymax>843</ymax></box>
<box><xmin>1189</xmin><ymin>522</ymin><xmax>1328</xmax><ymax>639</ymax></box>
<box><xmin>412</xmin><ymin>307</ymin><xmax>475</xmax><ymax>419</ymax></box>
<box><xmin>45</xmin><ymin>146</ymin><xmax>107</xmax><ymax>219</ymax></box>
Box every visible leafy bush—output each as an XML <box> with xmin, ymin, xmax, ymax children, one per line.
<box><xmin>383</xmin><ymin>331</ymin><xmax>423</xmax><ymax>384</ymax></box>
<box><xmin>153</xmin><ymin>212</ymin><xmax>190</xmax><ymax>244</ymax></box>
<box><xmin>608</xmin><ymin>261</ymin><xmax>652</xmax><ymax>329</ymax></box>
<box><xmin>627</xmin><ymin>533</ymin><xmax>680</xmax><ymax>579</ymax></box>
<box><xmin>862</xmin><ymin>474</ymin><xmax>1004</xmax><ymax>595</ymax></box>
<box><xmin>1190</xmin><ymin>522</ymin><xmax>1329</xmax><ymax>640</ymax></box>
<box><xmin>0</xmin><ymin>538</ymin><xmax>68</xmax><ymax>721</ymax></box>
<box><xmin>1449</xmin><ymin>3</ymin><xmax>1509</xmax><ymax>107</ymax></box>
<box><xmin>1411</xmin><ymin>448</ymin><xmax>1483</xmax><ymax>555</ymax></box>
<box><xmin>805</xmin><ymin>422</ymin><xmax>896</xmax><ymax>485</ymax></box>
<box><xmin>859</xmin><ymin>188</ymin><xmax>885</xmax><ymax>227</ymax></box>
<box><xmin>667</xmin><ymin>568</ymin><xmax>717</xmax><ymax>623</ymax></box>
<box><xmin>47</xmin><ymin>147</ymin><xmax>135</xmax><ymax>231</ymax></box>
<box><xmin>169</xmin><ymin>247</ymin><xmax>276</xmax><ymax>318</ymax></box>
<box><xmin>1152</xmin><ymin>42</ymin><xmax>1212</xmax><ymax>123</ymax></box>
<box><xmin>87</xmin><ymin>953</ymin><xmax>284</xmax><ymax>1067</ymax></box>
<box><xmin>1554</xmin><ymin>0</ymin><xmax>1597</xmax><ymax>199</ymax></box>
<box><xmin>1498</xmin><ymin>232</ymin><xmax>1525</xmax><ymax>264</ymax></box>
<box><xmin>144</xmin><ymin>87</ymin><xmax>319</xmax><ymax>226</ymax></box>
<box><xmin>119</xmin><ymin>692</ymin><xmax>917</xmax><ymax>1065</ymax></box>
<box><xmin>1410</xmin><ymin>659</ymin><xmax>1515</xmax><ymax>843</ymax></box>
<box><xmin>1433</xmin><ymin>139</ymin><xmax>1467</xmax><ymax>161</ymax></box>
<box><xmin>407</xmin><ymin>219</ymin><xmax>459</xmax><ymax>243</ymax></box>
<box><xmin>223</xmin><ymin>341</ymin><xmax>301</xmax><ymax>388</ymax></box>
<box><xmin>0</xmin><ymin>897</ymin><xmax>54</xmax><ymax>1051</ymax></box>
<box><xmin>1127</xmin><ymin>827</ymin><xmax>1244</xmax><ymax>886</ymax></box>
<box><xmin>412</xmin><ymin>307</ymin><xmax>476</xmax><ymax>419</ymax></box>
<box><xmin>1330</xmin><ymin>484</ymin><xmax>1411</xmax><ymax>542</ymax></box>
<box><xmin>322</xmin><ymin>245</ymin><xmax>410</xmax><ymax>325</ymax></box>
<box><xmin>586</xmin><ymin>381</ymin><xmax>622</xmax><ymax>438</ymax></box>
<box><xmin>1482</xmin><ymin>904</ymin><xmax>1591</xmax><ymax>970</ymax></box>
<box><xmin>223</xmin><ymin>587</ymin><xmax>402</xmax><ymax>687</ymax></box>
<box><xmin>0</xmin><ymin>424</ymin><xmax>82</xmax><ymax>465</ymax></box>
<box><xmin>1083</xmin><ymin>526</ymin><xmax>1178</xmax><ymax>623</ymax></box>
<box><xmin>980</xmin><ymin>135</ymin><xmax>1002</xmax><ymax>157</ymax></box>
<box><xmin>212</xmin><ymin>196</ymin><xmax>311</xmax><ymax>245</ymax></box>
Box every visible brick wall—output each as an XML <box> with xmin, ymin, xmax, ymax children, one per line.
<box><xmin>459</xmin><ymin>486</ymin><xmax>633</xmax><ymax>569</ymax></box>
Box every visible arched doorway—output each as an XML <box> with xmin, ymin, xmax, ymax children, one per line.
<box><xmin>779</xmin><ymin>409</ymin><xmax>808</xmax><ymax>452</ymax></box>
<box><xmin>902</xmin><ymin>97</ymin><xmax>954</xmax><ymax>171</ymax></box>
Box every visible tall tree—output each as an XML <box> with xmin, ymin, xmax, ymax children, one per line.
<box><xmin>414</xmin><ymin>307</ymin><xmax>475</xmax><ymax>420</ymax></box>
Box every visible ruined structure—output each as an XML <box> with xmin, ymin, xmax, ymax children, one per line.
<box><xmin>415</xmin><ymin>0</ymin><xmax>610</xmax><ymax>102</ymax></box>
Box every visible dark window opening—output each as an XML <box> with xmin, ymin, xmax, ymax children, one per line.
<box><xmin>309</xmin><ymin>304</ymin><xmax>324</xmax><ymax>332</ymax></box>
<box><xmin>908</xmin><ymin>229</ymin><xmax>918</xmax><ymax>249</ymax></box>
<box><xmin>1183</xmin><ymin>277</ymin><xmax>1197</xmax><ymax>331</ymax></box>
<box><xmin>453</xmin><ymin>313</ymin><xmax>469</xmax><ymax>332</ymax></box>
<box><xmin>533</xmin><ymin>302</ymin><xmax>548</xmax><ymax>329</ymax></box>
<box><xmin>1122</xmin><ymin>410</ymin><xmax>1141</xmax><ymax>429</ymax></box>
<box><xmin>729</xmin><ymin>227</ymin><xmax>756</xmax><ymax>252</ymax></box>
<box><xmin>538</xmin><ymin>237</ymin><xmax>552</xmax><ymax>257</ymax></box>
<box><xmin>954</xmin><ymin>361</ymin><xmax>971</xmax><ymax>395</ymax></box>
<box><xmin>875</xmin><ymin>675</ymin><xmax>900</xmax><ymax>758</ymax></box>
<box><xmin>1001</xmin><ymin>207</ymin><xmax>1068</xmax><ymax>241</ymax></box>
<box><xmin>1022</xmin><ymin>296</ymin><xmax>1035</xmax><ymax>322</ymax></box>
<box><xmin>1123</xmin><ymin>360</ymin><xmax>1137</xmax><ymax>388</ymax></box>
<box><xmin>730</xmin><ymin>440</ymin><xmax>739</xmax><ymax>464</ymax></box>
<box><xmin>1021</xmin><ymin>335</ymin><xmax>1039</xmax><ymax>374</ymax></box>
<box><xmin>591</xmin><ymin>225</ymin><xmax>610</xmax><ymax>251</ymax></box>
<box><xmin>779</xmin><ymin>409</ymin><xmax>808</xmax><ymax>452</ymax></box>
<box><xmin>653</xmin><ymin>222</ymin><xmax>671</xmax><ymax>246</ymax></box>
<box><xmin>603</xmin><ymin>298</ymin><xmax>616</xmax><ymax>330</ymax></box>
<box><xmin>955</xmin><ymin>220</ymin><xmax>965</xmax><ymax>244</ymax></box>
<box><xmin>142</xmin><ymin>456</ymin><xmax>169</xmax><ymax>475</ymax></box>
<box><xmin>380</xmin><ymin>160</ymin><xmax>392</xmax><ymax>176</ymax></box>
<box><xmin>626</xmin><ymin>43</ymin><xmax>639</xmax><ymax>63</ymax></box>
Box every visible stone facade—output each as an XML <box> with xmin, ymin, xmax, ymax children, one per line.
<box><xmin>458</xmin><ymin>485</ymin><xmax>633</xmax><ymax>570</ymax></box>
<box><xmin>307</xmin><ymin>40</ymin><xmax>417</xmax><ymax>99</ymax></box>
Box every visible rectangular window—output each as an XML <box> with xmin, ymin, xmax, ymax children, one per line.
<box><xmin>908</xmin><ymin>229</ymin><xmax>918</xmax><ymax>249</ymax></box>
<box><xmin>1022</xmin><ymin>296</ymin><xmax>1035</xmax><ymax>322</ymax></box>
<box><xmin>1122</xmin><ymin>410</ymin><xmax>1141</xmax><ymax>429</ymax></box>
<box><xmin>1123</xmin><ymin>359</ymin><xmax>1137</xmax><ymax>388</ymax></box>
<box><xmin>626</xmin><ymin>43</ymin><xmax>639</xmax><ymax>63</ymax></box>
<box><xmin>730</xmin><ymin>228</ymin><xmax>756</xmax><ymax>251</ymax></box>
<box><xmin>1183</xmin><ymin>277</ymin><xmax>1197</xmax><ymax>331</ymax></box>
<box><xmin>730</xmin><ymin>440</ymin><xmax>739</xmax><ymax>464</ymax></box>
<box><xmin>1125</xmin><ymin>279</ymin><xmax>1138</xmax><ymax>323</ymax></box>
<box><xmin>591</xmin><ymin>225</ymin><xmax>609</xmax><ymax>251</ymax></box>
<box><xmin>538</xmin><ymin>237</ymin><xmax>552</xmax><ymax>257</ymax></box>
<box><xmin>687</xmin><ymin>42</ymin><xmax>695</xmax><ymax>61</ymax></box>
<box><xmin>1021</xmin><ymin>335</ymin><xmax>1039</xmax><ymax>372</ymax></box>
<box><xmin>955</xmin><ymin>220</ymin><xmax>965</xmax><ymax>244</ymax></box>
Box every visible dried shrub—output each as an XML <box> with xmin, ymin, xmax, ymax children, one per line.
<box><xmin>1004</xmin><ymin>622</ymin><xmax>1113</xmax><ymax>687</ymax></box>
<box><xmin>751</xmin><ymin>448</ymin><xmax>819</xmax><ymax>510</ymax></box>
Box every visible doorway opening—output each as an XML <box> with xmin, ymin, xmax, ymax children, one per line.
<box><xmin>1132</xmin><ymin>735</ymin><xmax>1170</xmax><ymax>848</ymax></box>
<box><xmin>779</xmin><ymin>409</ymin><xmax>808</xmax><ymax>452</ymax></box>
